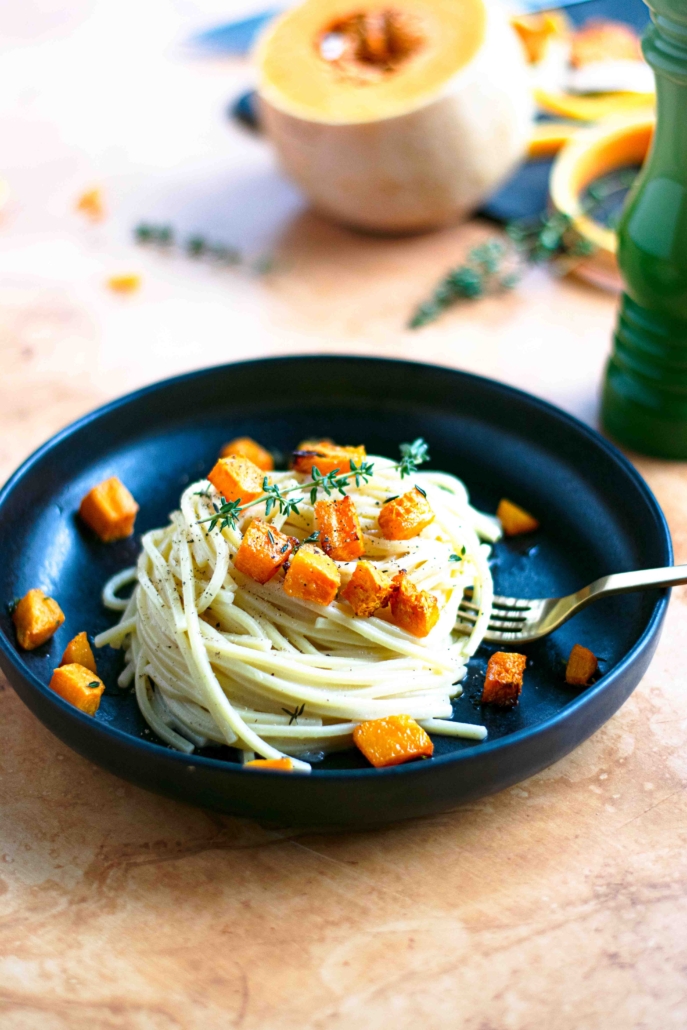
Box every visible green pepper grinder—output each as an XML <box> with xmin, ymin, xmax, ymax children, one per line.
<box><xmin>601</xmin><ymin>0</ymin><xmax>687</xmax><ymax>458</ymax></box>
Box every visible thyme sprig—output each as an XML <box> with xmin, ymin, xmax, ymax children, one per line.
<box><xmin>282</xmin><ymin>703</ymin><xmax>306</xmax><ymax>725</ymax></box>
<box><xmin>133</xmin><ymin>222</ymin><xmax>274</xmax><ymax>275</ymax></box>
<box><xmin>198</xmin><ymin>438</ymin><xmax>429</xmax><ymax>534</ymax></box>
<box><xmin>408</xmin><ymin>206</ymin><xmax>599</xmax><ymax>329</ymax></box>
<box><xmin>408</xmin><ymin>165</ymin><xmax>641</xmax><ymax>329</ymax></box>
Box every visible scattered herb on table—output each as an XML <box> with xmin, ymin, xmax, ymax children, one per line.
<box><xmin>133</xmin><ymin>222</ymin><xmax>273</xmax><ymax>274</ymax></box>
<box><xmin>408</xmin><ymin>166</ymin><xmax>637</xmax><ymax>329</ymax></box>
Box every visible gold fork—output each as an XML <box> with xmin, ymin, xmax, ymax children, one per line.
<box><xmin>456</xmin><ymin>565</ymin><xmax>687</xmax><ymax>644</ymax></box>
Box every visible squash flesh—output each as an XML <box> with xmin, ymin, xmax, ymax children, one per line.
<box><xmin>389</xmin><ymin>572</ymin><xmax>439</xmax><ymax>637</ymax></box>
<box><xmin>60</xmin><ymin>632</ymin><xmax>97</xmax><ymax>674</ymax></box>
<box><xmin>220</xmin><ymin>437</ymin><xmax>274</xmax><ymax>472</ymax></box>
<box><xmin>315</xmin><ymin>495</ymin><xmax>364</xmax><ymax>561</ymax></box>
<box><xmin>482</xmin><ymin>652</ymin><xmax>526</xmax><ymax>706</ymax></box>
<box><xmin>340</xmin><ymin>560</ymin><xmax>393</xmax><ymax>617</ymax></box>
<box><xmin>234</xmin><ymin>520</ymin><xmax>296</xmax><ymax>584</ymax></box>
<box><xmin>258</xmin><ymin>0</ymin><xmax>486</xmax><ymax>124</ymax></box>
<box><xmin>283</xmin><ymin>545</ymin><xmax>341</xmax><ymax>606</ymax></box>
<box><xmin>50</xmin><ymin>664</ymin><xmax>105</xmax><ymax>716</ymax></box>
<box><xmin>353</xmin><ymin>714</ymin><xmax>433</xmax><ymax>767</ymax></box>
<box><xmin>79</xmin><ymin>477</ymin><xmax>139</xmax><ymax>542</ymax></box>
<box><xmin>378</xmin><ymin>488</ymin><xmax>434</xmax><ymax>540</ymax></box>
<box><xmin>208</xmin><ymin>456</ymin><xmax>264</xmax><ymax>505</ymax></box>
<box><xmin>12</xmin><ymin>589</ymin><xmax>65</xmax><ymax>651</ymax></box>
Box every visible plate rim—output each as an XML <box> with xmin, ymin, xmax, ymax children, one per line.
<box><xmin>0</xmin><ymin>354</ymin><xmax>673</xmax><ymax>781</ymax></box>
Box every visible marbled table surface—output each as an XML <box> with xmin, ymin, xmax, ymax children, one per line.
<box><xmin>0</xmin><ymin>2</ymin><xmax>686</xmax><ymax>1028</ymax></box>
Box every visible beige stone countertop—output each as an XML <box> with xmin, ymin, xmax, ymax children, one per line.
<box><xmin>1</xmin><ymin>2</ymin><xmax>686</xmax><ymax>1028</ymax></box>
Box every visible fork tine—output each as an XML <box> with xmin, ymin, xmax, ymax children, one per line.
<box><xmin>457</xmin><ymin>600</ymin><xmax>530</xmax><ymax>622</ymax></box>
<box><xmin>491</xmin><ymin>596</ymin><xmax>534</xmax><ymax>611</ymax></box>
<box><xmin>462</xmin><ymin>587</ymin><xmax>534</xmax><ymax>612</ymax></box>
<box><xmin>456</xmin><ymin>604</ymin><xmax>531</xmax><ymax>633</ymax></box>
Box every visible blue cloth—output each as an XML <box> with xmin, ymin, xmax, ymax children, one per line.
<box><xmin>195</xmin><ymin>0</ymin><xmax>649</xmax><ymax>55</ymax></box>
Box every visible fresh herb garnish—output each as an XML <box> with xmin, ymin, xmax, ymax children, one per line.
<box><xmin>301</xmin><ymin>531</ymin><xmax>320</xmax><ymax>545</ymax></box>
<box><xmin>415</xmin><ymin>484</ymin><xmax>427</xmax><ymax>498</ymax></box>
<box><xmin>87</xmin><ymin>681</ymin><xmax>101</xmax><ymax>689</ymax></box>
<box><xmin>399</xmin><ymin>439</ymin><xmax>430</xmax><ymax>478</ymax></box>
<box><xmin>282</xmin><ymin>703</ymin><xmax>305</xmax><ymax>725</ymax></box>
<box><xmin>267</xmin><ymin>529</ymin><xmax>276</xmax><ymax>546</ymax></box>
<box><xmin>449</xmin><ymin>546</ymin><xmax>467</xmax><ymax>562</ymax></box>
<box><xmin>198</xmin><ymin>440</ymin><xmax>428</xmax><ymax>534</ymax></box>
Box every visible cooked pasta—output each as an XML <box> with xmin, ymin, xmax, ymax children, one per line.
<box><xmin>95</xmin><ymin>447</ymin><xmax>499</xmax><ymax>772</ymax></box>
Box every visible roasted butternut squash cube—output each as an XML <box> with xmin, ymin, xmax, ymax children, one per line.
<box><xmin>292</xmin><ymin>441</ymin><xmax>366</xmax><ymax>476</ymax></box>
<box><xmin>60</xmin><ymin>631</ymin><xmax>97</xmax><ymax>674</ymax></box>
<box><xmin>79</xmin><ymin>476</ymin><xmax>139</xmax><ymax>542</ymax></box>
<box><xmin>12</xmin><ymin>589</ymin><xmax>65</xmax><ymax>651</ymax></box>
<box><xmin>389</xmin><ymin>572</ymin><xmax>439</xmax><ymax>638</ymax></box>
<box><xmin>339</xmin><ymin>560</ymin><xmax>393</xmax><ymax>618</ymax></box>
<box><xmin>234</xmin><ymin>520</ymin><xmax>296</xmax><ymax>584</ymax></box>
<box><xmin>283</xmin><ymin>545</ymin><xmax>341</xmax><ymax>606</ymax></box>
<box><xmin>49</xmin><ymin>663</ymin><xmax>105</xmax><ymax>716</ymax></box>
<box><xmin>378</xmin><ymin>488</ymin><xmax>434</xmax><ymax>541</ymax></box>
<box><xmin>482</xmin><ymin>651</ymin><xmax>527</xmax><ymax>706</ymax></box>
<box><xmin>220</xmin><ymin>436</ymin><xmax>274</xmax><ymax>472</ymax></box>
<box><xmin>496</xmin><ymin>498</ymin><xmax>539</xmax><ymax>536</ymax></box>
<box><xmin>314</xmin><ymin>495</ymin><xmax>364</xmax><ymax>561</ymax></box>
<box><xmin>565</xmin><ymin>644</ymin><xmax>598</xmax><ymax>687</ymax></box>
<box><xmin>353</xmin><ymin>714</ymin><xmax>433</xmax><ymax>768</ymax></box>
<box><xmin>207</xmin><ymin>455</ymin><xmax>264</xmax><ymax>505</ymax></box>
<box><xmin>244</xmin><ymin>757</ymin><xmax>294</xmax><ymax>771</ymax></box>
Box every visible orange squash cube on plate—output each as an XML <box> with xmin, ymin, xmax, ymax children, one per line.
<box><xmin>482</xmin><ymin>652</ymin><xmax>527</xmax><ymax>706</ymax></box>
<box><xmin>292</xmin><ymin>441</ymin><xmax>366</xmax><ymax>476</ymax></box>
<box><xmin>12</xmin><ymin>589</ymin><xmax>65</xmax><ymax>651</ymax></box>
<box><xmin>496</xmin><ymin>498</ymin><xmax>539</xmax><ymax>537</ymax></box>
<box><xmin>353</xmin><ymin>714</ymin><xmax>433</xmax><ymax>768</ymax></box>
<box><xmin>389</xmin><ymin>572</ymin><xmax>439</xmax><ymax>638</ymax></box>
<box><xmin>234</xmin><ymin>520</ymin><xmax>296</xmax><ymax>584</ymax></box>
<box><xmin>207</xmin><ymin>455</ymin><xmax>264</xmax><ymax>505</ymax></box>
<box><xmin>283</xmin><ymin>545</ymin><xmax>341</xmax><ymax>606</ymax></box>
<box><xmin>60</xmin><ymin>631</ymin><xmax>97</xmax><ymax>674</ymax></box>
<box><xmin>79</xmin><ymin>476</ymin><xmax>139</xmax><ymax>542</ymax></box>
<box><xmin>49</xmin><ymin>663</ymin><xmax>105</xmax><ymax>716</ymax></box>
<box><xmin>378</xmin><ymin>488</ymin><xmax>434</xmax><ymax>541</ymax></box>
<box><xmin>314</xmin><ymin>494</ymin><xmax>364</xmax><ymax>561</ymax></box>
<box><xmin>565</xmin><ymin>644</ymin><xmax>598</xmax><ymax>687</ymax></box>
<box><xmin>220</xmin><ymin>436</ymin><xmax>274</xmax><ymax>472</ymax></box>
<box><xmin>244</xmin><ymin>757</ymin><xmax>294</xmax><ymax>771</ymax></box>
<box><xmin>340</xmin><ymin>560</ymin><xmax>393</xmax><ymax>618</ymax></box>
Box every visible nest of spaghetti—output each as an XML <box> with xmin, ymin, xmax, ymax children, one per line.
<box><xmin>96</xmin><ymin>441</ymin><xmax>499</xmax><ymax>772</ymax></box>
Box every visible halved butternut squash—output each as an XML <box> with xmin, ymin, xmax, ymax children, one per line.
<box><xmin>257</xmin><ymin>0</ymin><xmax>532</xmax><ymax>232</ymax></box>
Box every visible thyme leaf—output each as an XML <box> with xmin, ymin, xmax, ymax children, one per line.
<box><xmin>282</xmin><ymin>703</ymin><xmax>305</xmax><ymax>725</ymax></box>
<box><xmin>197</xmin><ymin>439</ymin><xmax>426</xmax><ymax>533</ymax></box>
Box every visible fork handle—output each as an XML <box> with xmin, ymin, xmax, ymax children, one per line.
<box><xmin>583</xmin><ymin>564</ymin><xmax>687</xmax><ymax>604</ymax></box>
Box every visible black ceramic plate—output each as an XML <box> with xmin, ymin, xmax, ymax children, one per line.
<box><xmin>0</xmin><ymin>357</ymin><xmax>671</xmax><ymax>827</ymax></box>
